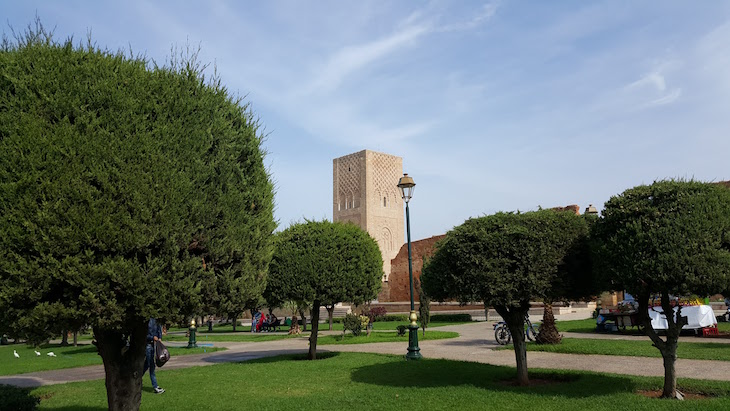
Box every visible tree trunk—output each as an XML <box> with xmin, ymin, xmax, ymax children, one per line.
<box><xmin>637</xmin><ymin>289</ymin><xmax>686</xmax><ymax>399</ymax></box>
<box><xmin>73</xmin><ymin>331</ymin><xmax>78</xmax><ymax>347</ymax></box>
<box><xmin>61</xmin><ymin>329</ymin><xmax>69</xmax><ymax>346</ymax></box>
<box><xmin>308</xmin><ymin>301</ymin><xmax>320</xmax><ymax>360</ymax></box>
<box><xmin>326</xmin><ymin>305</ymin><xmax>334</xmax><ymax>331</ymax></box>
<box><xmin>484</xmin><ymin>304</ymin><xmax>490</xmax><ymax>322</ymax></box>
<box><xmin>536</xmin><ymin>303</ymin><xmax>562</xmax><ymax>344</ymax></box>
<box><xmin>232</xmin><ymin>314</ymin><xmax>237</xmax><ymax>332</ymax></box>
<box><xmin>95</xmin><ymin>321</ymin><xmax>147</xmax><ymax>411</ymax></box>
<box><xmin>495</xmin><ymin>304</ymin><xmax>530</xmax><ymax>386</ymax></box>
<box><xmin>299</xmin><ymin>308</ymin><xmax>307</xmax><ymax>331</ymax></box>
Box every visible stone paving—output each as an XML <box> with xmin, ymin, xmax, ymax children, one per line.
<box><xmin>3</xmin><ymin>320</ymin><xmax>730</xmax><ymax>388</ymax></box>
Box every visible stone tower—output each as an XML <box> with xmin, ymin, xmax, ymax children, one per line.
<box><xmin>333</xmin><ymin>150</ymin><xmax>404</xmax><ymax>282</ymax></box>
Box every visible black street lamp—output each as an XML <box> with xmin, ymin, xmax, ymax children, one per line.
<box><xmin>397</xmin><ymin>173</ymin><xmax>422</xmax><ymax>360</ymax></box>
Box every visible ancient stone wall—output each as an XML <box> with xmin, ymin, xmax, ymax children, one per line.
<box><xmin>381</xmin><ymin>235</ymin><xmax>446</xmax><ymax>302</ymax></box>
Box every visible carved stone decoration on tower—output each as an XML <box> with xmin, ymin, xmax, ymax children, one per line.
<box><xmin>333</xmin><ymin>150</ymin><xmax>404</xmax><ymax>283</ymax></box>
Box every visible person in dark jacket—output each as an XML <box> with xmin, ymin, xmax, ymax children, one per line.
<box><xmin>143</xmin><ymin>318</ymin><xmax>165</xmax><ymax>394</ymax></box>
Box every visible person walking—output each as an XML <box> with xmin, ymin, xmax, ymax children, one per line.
<box><xmin>143</xmin><ymin>318</ymin><xmax>165</xmax><ymax>394</ymax></box>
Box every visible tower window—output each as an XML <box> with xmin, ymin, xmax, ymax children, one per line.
<box><xmin>383</xmin><ymin>197</ymin><xmax>387</xmax><ymax>207</ymax></box>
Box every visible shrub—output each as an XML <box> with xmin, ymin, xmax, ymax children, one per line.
<box><xmin>430</xmin><ymin>314</ymin><xmax>472</xmax><ymax>322</ymax></box>
<box><xmin>396</xmin><ymin>325</ymin><xmax>407</xmax><ymax>337</ymax></box>
<box><xmin>364</xmin><ymin>307</ymin><xmax>388</xmax><ymax>322</ymax></box>
<box><xmin>0</xmin><ymin>385</ymin><xmax>39</xmax><ymax>411</ymax></box>
<box><xmin>343</xmin><ymin>313</ymin><xmax>362</xmax><ymax>336</ymax></box>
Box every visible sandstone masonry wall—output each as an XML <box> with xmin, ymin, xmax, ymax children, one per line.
<box><xmin>382</xmin><ymin>234</ymin><xmax>446</xmax><ymax>302</ymax></box>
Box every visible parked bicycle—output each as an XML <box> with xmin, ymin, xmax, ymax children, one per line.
<box><xmin>493</xmin><ymin>314</ymin><xmax>539</xmax><ymax>345</ymax></box>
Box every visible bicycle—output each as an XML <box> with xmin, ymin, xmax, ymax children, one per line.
<box><xmin>493</xmin><ymin>314</ymin><xmax>539</xmax><ymax>345</ymax></box>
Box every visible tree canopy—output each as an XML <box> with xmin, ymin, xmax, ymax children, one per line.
<box><xmin>421</xmin><ymin>209</ymin><xmax>591</xmax><ymax>385</ymax></box>
<box><xmin>592</xmin><ymin>180</ymin><xmax>730</xmax><ymax>398</ymax></box>
<box><xmin>266</xmin><ymin>220</ymin><xmax>383</xmax><ymax>359</ymax></box>
<box><xmin>0</xmin><ymin>25</ymin><xmax>275</xmax><ymax>411</ymax></box>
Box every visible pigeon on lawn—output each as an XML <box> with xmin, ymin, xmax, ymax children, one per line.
<box><xmin>47</xmin><ymin>352</ymin><xmax>56</xmax><ymax>357</ymax></box>
<box><xmin>13</xmin><ymin>350</ymin><xmax>20</xmax><ymax>358</ymax></box>
<box><xmin>35</xmin><ymin>350</ymin><xmax>41</xmax><ymax>356</ymax></box>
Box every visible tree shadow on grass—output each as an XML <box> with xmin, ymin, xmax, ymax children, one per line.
<box><xmin>350</xmin><ymin>359</ymin><xmax>635</xmax><ymax>398</ymax></box>
<box><xmin>243</xmin><ymin>351</ymin><xmax>341</xmax><ymax>364</ymax></box>
<box><xmin>39</xmin><ymin>407</ymin><xmax>106</xmax><ymax>411</ymax></box>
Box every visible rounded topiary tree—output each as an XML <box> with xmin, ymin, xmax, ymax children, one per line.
<box><xmin>0</xmin><ymin>25</ymin><xmax>275</xmax><ymax>411</ymax></box>
<box><xmin>592</xmin><ymin>180</ymin><xmax>730</xmax><ymax>399</ymax></box>
<box><xmin>421</xmin><ymin>209</ymin><xmax>590</xmax><ymax>385</ymax></box>
<box><xmin>266</xmin><ymin>220</ymin><xmax>383</xmax><ymax>360</ymax></box>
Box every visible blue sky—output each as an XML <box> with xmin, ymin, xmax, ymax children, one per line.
<box><xmin>4</xmin><ymin>1</ymin><xmax>730</xmax><ymax>241</ymax></box>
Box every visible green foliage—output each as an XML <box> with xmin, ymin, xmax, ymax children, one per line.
<box><xmin>363</xmin><ymin>306</ymin><xmax>387</xmax><ymax>322</ymax></box>
<box><xmin>0</xmin><ymin>385</ymin><xmax>39</xmax><ymax>411</ymax></box>
<box><xmin>343</xmin><ymin>313</ymin><xmax>363</xmax><ymax>336</ymax></box>
<box><xmin>429</xmin><ymin>314</ymin><xmax>471</xmax><ymax>322</ymax></box>
<box><xmin>265</xmin><ymin>220</ymin><xmax>383</xmax><ymax>311</ymax></box>
<box><xmin>421</xmin><ymin>209</ymin><xmax>592</xmax><ymax>384</ymax></box>
<box><xmin>592</xmin><ymin>180</ymin><xmax>730</xmax><ymax>298</ymax></box>
<box><xmin>0</xmin><ymin>26</ymin><xmax>275</xmax><ymax>338</ymax></box>
<box><xmin>421</xmin><ymin>210</ymin><xmax>591</xmax><ymax>308</ymax></box>
<box><xmin>395</xmin><ymin>325</ymin><xmax>407</xmax><ymax>336</ymax></box>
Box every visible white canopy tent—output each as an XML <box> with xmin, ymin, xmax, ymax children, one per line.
<box><xmin>649</xmin><ymin>305</ymin><xmax>717</xmax><ymax>330</ymax></box>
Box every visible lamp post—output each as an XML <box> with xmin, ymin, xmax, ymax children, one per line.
<box><xmin>187</xmin><ymin>318</ymin><xmax>198</xmax><ymax>348</ymax></box>
<box><xmin>398</xmin><ymin>173</ymin><xmax>422</xmax><ymax>360</ymax></box>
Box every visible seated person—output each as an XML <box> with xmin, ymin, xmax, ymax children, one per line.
<box><xmin>268</xmin><ymin>314</ymin><xmax>280</xmax><ymax>331</ymax></box>
<box><xmin>256</xmin><ymin>312</ymin><xmax>265</xmax><ymax>332</ymax></box>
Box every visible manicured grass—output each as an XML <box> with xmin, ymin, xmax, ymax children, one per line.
<box><xmin>19</xmin><ymin>352</ymin><xmax>730</xmax><ymax>410</ymax></box>
<box><xmin>556</xmin><ymin>318</ymin><xmax>730</xmax><ymax>334</ymax></box>
<box><xmin>0</xmin><ymin>344</ymin><xmax>225</xmax><ymax>376</ymax></box>
<box><xmin>514</xmin><ymin>338</ymin><xmax>730</xmax><ymax>361</ymax></box>
<box><xmin>318</xmin><ymin>330</ymin><xmax>459</xmax><ymax>345</ymax></box>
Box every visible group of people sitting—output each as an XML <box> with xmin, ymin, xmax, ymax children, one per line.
<box><xmin>251</xmin><ymin>311</ymin><xmax>281</xmax><ymax>332</ymax></box>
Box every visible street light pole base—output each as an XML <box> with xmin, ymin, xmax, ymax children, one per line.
<box><xmin>406</xmin><ymin>323</ymin><xmax>422</xmax><ymax>360</ymax></box>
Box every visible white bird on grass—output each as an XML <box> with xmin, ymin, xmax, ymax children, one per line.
<box><xmin>47</xmin><ymin>352</ymin><xmax>56</xmax><ymax>357</ymax></box>
<box><xmin>35</xmin><ymin>350</ymin><xmax>41</xmax><ymax>356</ymax></box>
<box><xmin>13</xmin><ymin>350</ymin><xmax>20</xmax><ymax>358</ymax></box>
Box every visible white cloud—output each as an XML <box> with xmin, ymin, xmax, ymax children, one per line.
<box><xmin>305</xmin><ymin>24</ymin><xmax>431</xmax><ymax>94</ymax></box>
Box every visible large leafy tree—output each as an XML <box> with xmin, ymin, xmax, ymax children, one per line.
<box><xmin>535</xmin><ymin>212</ymin><xmax>595</xmax><ymax>344</ymax></box>
<box><xmin>421</xmin><ymin>210</ymin><xmax>590</xmax><ymax>385</ymax></box>
<box><xmin>592</xmin><ymin>180</ymin><xmax>730</xmax><ymax>399</ymax></box>
<box><xmin>0</xmin><ymin>26</ymin><xmax>275</xmax><ymax>410</ymax></box>
<box><xmin>266</xmin><ymin>220</ymin><xmax>383</xmax><ymax>359</ymax></box>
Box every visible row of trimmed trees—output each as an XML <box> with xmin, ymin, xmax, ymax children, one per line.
<box><xmin>422</xmin><ymin>180</ymin><xmax>730</xmax><ymax>399</ymax></box>
<box><xmin>2</xmin><ymin>25</ymin><xmax>728</xmax><ymax>410</ymax></box>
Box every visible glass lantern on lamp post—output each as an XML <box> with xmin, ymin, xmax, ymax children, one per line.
<box><xmin>397</xmin><ymin>173</ymin><xmax>422</xmax><ymax>360</ymax></box>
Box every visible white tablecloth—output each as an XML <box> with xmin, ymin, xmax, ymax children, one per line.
<box><xmin>649</xmin><ymin>305</ymin><xmax>717</xmax><ymax>330</ymax></box>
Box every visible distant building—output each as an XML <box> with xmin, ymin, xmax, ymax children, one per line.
<box><xmin>333</xmin><ymin>150</ymin><xmax>404</xmax><ymax>282</ymax></box>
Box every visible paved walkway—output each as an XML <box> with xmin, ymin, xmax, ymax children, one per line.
<box><xmin>3</xmin><ymin>322</ymin><xmax>730</xmax><ymax>388</ymax></box>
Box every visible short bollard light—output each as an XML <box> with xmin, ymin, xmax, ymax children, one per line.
<box><xmin>187</xmin><ymin>318</ymin><xmax>198</xmax><ymax>348</ymax></box>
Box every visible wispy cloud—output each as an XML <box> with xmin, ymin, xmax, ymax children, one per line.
<box><xmin>304</xmin><ymin>24</ymin><xmax>431</xmax><ymax>94</ymax></box>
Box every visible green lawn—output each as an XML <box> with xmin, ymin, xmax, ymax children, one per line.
<box><xmin>0</xmin><ymin>344</ymin><xmax>225</xmax><ymax>376</ymax></box>
<box><xmin>12</xmin><ymin>352</ymin><xmax>729</xmax><ymax>410</ymax></box>
<box><xmin>515</xmin><ymin>338</ymin><xmax>730</xmax><ymax>361</ymax></box>
<box><xmin>317</xmin><ymin>330</ymin><xmax>458</xmax><ymax>345</ymax></box>
<box><xmin>556</xmin><ymin>318</ymin><xmax>730</xmax><ymax>334</ymax></box>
